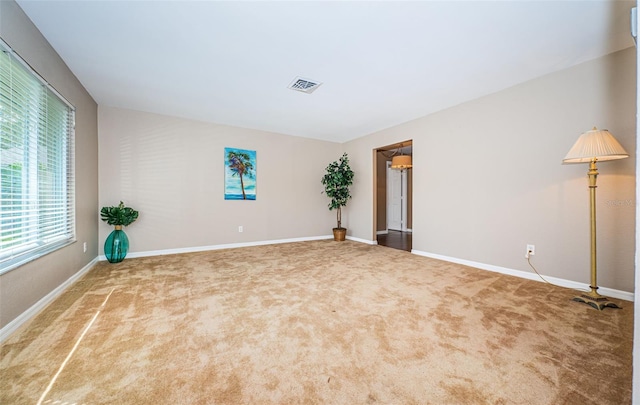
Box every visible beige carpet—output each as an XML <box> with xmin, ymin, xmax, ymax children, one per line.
<box><xmin>0</xmin><ymin>240</ymin><xmax>633</xmax><ymax>404</ymax></box>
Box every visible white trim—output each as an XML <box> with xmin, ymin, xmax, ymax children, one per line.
<box><xmin>98</xmin><ymin>235</ymin><xmax>334</xmax><ymax>261</ymax></box>
<box><xmin>406</xmin><ymin>228</ymin><xmax>413</xmax><ymax>233</ymax></box>
<box><xmin>411</xmin><ymin>249</ymin><xmax>634</xmax><ymax>302</ymax></box>
<box><xmin>376</xmin><ymin>230</ymin><xmax>388</xmax><ymax>235</ymax></box>
<box><xmin>0</xmin><ymin>257</ymin><xmax>99</xmax><ymax>343</ymax></box>
<box><xmin>346</xmin><ymin>236</ymin><xmax>378</xmax><ymax>245</ymax></box>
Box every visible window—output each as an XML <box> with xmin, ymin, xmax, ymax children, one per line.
<box><xmin>0</xmin><ymin>39</ymin><xmax>75</xmax><ymax>273</ymax></box>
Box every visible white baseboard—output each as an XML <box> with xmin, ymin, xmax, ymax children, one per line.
<box><xmin>0</xmin><ymin>257</ymin><xmax>99</xmax><ymax>343</ymax></box>
<box><xmin>99</xmin><ymin>235</ymin><xmax>335</xmax><ymax>261</ymax></box>
<box><xmin>411</xmin><ymin>249</ymin><xmax>634</xmax><ymax>302</ymax></box>
<box><xmin>346</xmin><ymin>236</ymin><xmax>378</xmax><ymax>245</ymax></box>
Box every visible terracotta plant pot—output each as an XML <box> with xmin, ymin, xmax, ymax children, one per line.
<box><xmin>333</xmin><ymin>228</ymin><xmax>346</xmax><ymax>241</ymax></box>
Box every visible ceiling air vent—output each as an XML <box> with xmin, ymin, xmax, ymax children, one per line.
<box><xmin>288</xmin><ymin>77</ymin><xmax>322</xmax><ymax>94</ymax></box>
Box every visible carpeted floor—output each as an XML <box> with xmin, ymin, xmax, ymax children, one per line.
<box><xmin>0</xmin><ymin>240</ymin><xmax>633</xmax><ymax>404</ymax></box>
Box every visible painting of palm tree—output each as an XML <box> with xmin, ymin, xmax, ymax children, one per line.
<box><xmin>225</xmin><ymin>148</ymin><xmax>256</xmax><ymax>200</ymax></box>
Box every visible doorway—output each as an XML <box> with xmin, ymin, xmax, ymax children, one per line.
<box><xmin>374</xmin><ymin>140</ymin><xmax>412</xmax><ymax>252</ymax></box>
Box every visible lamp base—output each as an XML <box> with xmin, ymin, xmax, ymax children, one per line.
<box><xmin>572</xmin><ymin>292</ymin><xmax>621</xmax><ymax>311</ymax></box>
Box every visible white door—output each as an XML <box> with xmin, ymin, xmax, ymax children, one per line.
<box><xmin>387</xmin><ymin>162</ymin><xmax>406</xmax><ymax>231</ymax></box>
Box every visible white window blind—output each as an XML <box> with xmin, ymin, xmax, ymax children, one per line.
<box><xmin>0</xmin><ymin>40</ymin><xmax>75</xmax><ymax>273</ymax></box>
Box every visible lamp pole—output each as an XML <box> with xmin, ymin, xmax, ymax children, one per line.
<box><xmin>572</xmin><ymin>160</ymin><xmax>620</xmax><ymax>310</ymax></box>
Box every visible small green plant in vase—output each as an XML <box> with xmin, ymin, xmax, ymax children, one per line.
<box><xmin>100</xmin><ymin>201</ymin><xmax>139</xmax><ymax>263</ymax></box>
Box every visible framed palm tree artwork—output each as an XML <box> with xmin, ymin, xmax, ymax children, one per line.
<box><xmin>224</xmin><ymin>147</ymin><xmax>256</xmax><ymax>200</ymax></box>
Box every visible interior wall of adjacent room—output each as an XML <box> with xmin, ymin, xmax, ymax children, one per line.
<box><xmin>343</xmin><ymin>46</ymin><xmax>636</xmax><ymax>293</ymax></box>
<box><xmin>98</xmin><ymin>106</ymin><xmax>340</xmax><ymax>254</ymax></box>
<box><xmin>376</xmin><ymin>152</ymin><xmax>389</xmax><ymax>232</ymax></box>
<box><xmin>0</xmin><ymin>0</ymin><xmax>99</xmax><ymax>329</ymax></box>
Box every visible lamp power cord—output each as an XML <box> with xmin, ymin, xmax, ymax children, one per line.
<box><xmin>526</xmin><ymin>253</ymin><xmax>590</xmax><ymax>294</ymax></box>
<box><xmin>526</xmin><ymin>256</ymin><xmax>554</xmax><ymax>285</ymax></box>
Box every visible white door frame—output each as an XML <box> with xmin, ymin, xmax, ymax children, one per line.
<box><xmin>386</xmin><ymin>161</ymin><xmax>408</xmax><ymax>232</ymax></box>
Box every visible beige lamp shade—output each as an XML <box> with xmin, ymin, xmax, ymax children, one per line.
<box><xmin>391</xmin><ymin>155</ymin><xmax>412</xmax><ymax>169</ymax></box>
<box><xmin>563</xmin><ymin>128</ymin><xmax>629</xmax><ymax>164</ymax></box>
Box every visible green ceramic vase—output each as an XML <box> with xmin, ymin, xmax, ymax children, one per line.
<box><xmin>104</xmin><ymin>226</ymin><xmax>129</xmax><ymax>263</ymax></box>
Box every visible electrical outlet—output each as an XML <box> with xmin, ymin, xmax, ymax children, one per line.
<box><xmin>525</xmin><ymin>244</ymin><xmax>535</xmax><ymax>258</ymax></box>
<box><xmin>83</xmin><ymin>242</ymin><xmax>87</xmax><ymax>253</ymax></box>
<box><xmin>238</xmin><ymin>226</ymin><xmax>243</xmax><ymax>233</ymax></box>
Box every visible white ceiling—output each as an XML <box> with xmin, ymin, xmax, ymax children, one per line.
<box><xmin>15</xmin><ymin>0</ymin><xmax>636</xmax><ymax>143</ymax></box>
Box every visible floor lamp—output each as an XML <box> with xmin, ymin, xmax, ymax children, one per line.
<box><xmin>562</xmin><ymin>127</ymin><xmax>629</xmax><ymax>310</ymax></box>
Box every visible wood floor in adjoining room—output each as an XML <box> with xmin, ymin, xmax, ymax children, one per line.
<box><xmin>377</xmin><ymin>230</ymin><xmax>412</xmax><ymax>251</ymax></box>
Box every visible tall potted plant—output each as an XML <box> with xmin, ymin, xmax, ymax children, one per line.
<box><xmin>321</xmin><ymin>153</ymin><xmax>355</xmax><ymax>241</ymax></box>
<box><xmin>100</xmin><ymin>201</ymin><xmax>139</xmax><ymax>263</ymax></box>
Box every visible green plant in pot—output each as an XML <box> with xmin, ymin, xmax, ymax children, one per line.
<box><xmin>100</xmin><ymin>201</ymin><xmax>139</xmax><ymax>263</ymax></box>
<box><xmin>321</xmin><ymin>153</ymin><xmax>354</xmax><ymax>241</ymax></box>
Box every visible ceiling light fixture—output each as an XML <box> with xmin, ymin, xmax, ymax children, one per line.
<box><xmin>391</xmin><ymin>155</ymin><xmax>412</xmax><ymax>169</ymax></box>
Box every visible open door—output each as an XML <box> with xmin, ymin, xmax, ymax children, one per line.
<box><xmin>387</xmin><ymin>161</ymin><xmax>407</xmax><ymax>231</ymax></box>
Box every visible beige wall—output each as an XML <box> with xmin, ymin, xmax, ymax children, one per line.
<box><xmin>0</xmin><ymin>0</ymin><xmax>99</xmax><ymax>329</ymax></box>
<box><xmin>345</xmin><ymin>47</ymin><xmax>636</xmax><ymax>293</ymax></box>
<box><xmin>98</xmin><ymin>107</ymin><xmax>340</xmax><ymax>254</ymax></box>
